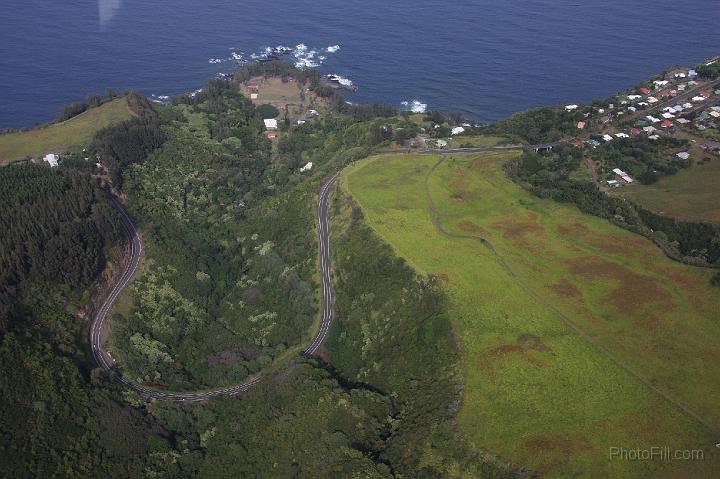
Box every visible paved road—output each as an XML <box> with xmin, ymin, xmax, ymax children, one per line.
<box><xmin>91</xmin><ymin>171</ymin><xmax>341</xmax><ymax>402</ymax></box>
<box><xmin>418</xmin><ymin>143</ymin><xmax>560</xmax><ymax>156</ymax></box>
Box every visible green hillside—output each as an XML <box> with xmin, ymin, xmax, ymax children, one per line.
<box><xmin>343</xmin><ymin>152</ymin><xmax>720</xmax><ymax>478</ymax></box>
<box><xmin>0</xmin><ymin>97</ymin><xmax>131</xmax><ymax>165</ymax></box>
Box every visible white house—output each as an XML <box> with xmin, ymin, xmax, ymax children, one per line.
<box><xmin>264</xmin><ymin>118</ymin><xmax>278</xmax><ymax>130</ymax></box>
<box><xmin>603</xmin><ymin>134</ymin><xmax>613</xmax><ymax>142</ymax></box>
<box><xmin>451</xmin><ymin>126</ymin><xmax>465</xmax><ymax>136</ymax></box>
<box><xmin>43</xmin><ymin>153</ymin><xmax>59</xmax><ymax>168</ymax></box>
<box><xmin>565</xmin><ymin>104</ymin><xmax>579</xmax><ymax>111</ymax></box>
<box><xmin>676</xmin><ymin>152</ymin><xmax>690</xmax><ymax>160</ymax></box>
<box><xmin>299</xmin><ymin>162</ymin><xmax>313</xmax><ymax>172</ymax></box>
<box><xmin>615</xmin><ymin>132</ymin><xmax>629</xmax><ymax>138</ymax></box>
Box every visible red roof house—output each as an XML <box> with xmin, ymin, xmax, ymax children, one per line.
<box><xmin>631</xmin><ymin>128</ymin><xmax>640</xmax><ymax>136</ymax></box>
<box><xmin>640</xmin><ymin>87</ymin><xmax>650</xmax><ymax>95</ymax></box>
<box><xmin>700</xmin><ymin>91</ymin><xmax>711</xmax><ymax>99</ymax></box>
<box><xmin>661</xmin><ymin>119</ymin><xmax>673</xmax><ymax>128</ymax></box>
<box><xmin>577</xmin><ymin>121</ymin><xmax>586</xmax><ymax>129</ymax></box>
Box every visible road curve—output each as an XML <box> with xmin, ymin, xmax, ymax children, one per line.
<box><xmin>91</xmin><ymin>172</ymin><xmax>340</xmax><ymax>402</ymax></box>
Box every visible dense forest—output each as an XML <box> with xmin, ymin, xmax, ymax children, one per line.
<box><xmin>0</xmin><ymin>60</ymin><xmax>520</xmax><ymax>476</ymax></box>
<box><xmin>0</xmin><ymin>164</ymin><xmax>121</xmax><ymax>324</ymax></box>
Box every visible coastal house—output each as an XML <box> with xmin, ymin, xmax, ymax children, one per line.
<box><xmin>264</xmin><ymin>118</ymin><xmax>278</xmax><ymax>130</ymax></box>
<box><xmin>43</xmin><ymin>153</ymin><xmax>59</xmax><ymax>168</ymax></box>
<box><xmin>640</xmin><ymin>87</ymin><xmax>650</xmax><ymax>95</ymax></box>
<box><xmin>565</xmin><ymin>104</ymin><xmax>578</xmax><ymax>111</ymax></box>
<box><xmin>612</xmin><ymin>168</ymin><xmax>633</xmax><ymax>183</ymax></box>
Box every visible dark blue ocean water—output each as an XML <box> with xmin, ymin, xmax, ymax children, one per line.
<box><xmin>1</xmin><ymin>0</ymin><xmax>718</xmax><ymax>129</ymax></box>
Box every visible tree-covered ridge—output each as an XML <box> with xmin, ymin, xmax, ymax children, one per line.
<box><xmin>0</xmin><ymin>284</ymin><xmax>167</xmax><ymax>477</ymax></box>
<box><xmin>0</xmin><ymin>164</ymin><xmax>121</xmax><ymax>323</ymax></box>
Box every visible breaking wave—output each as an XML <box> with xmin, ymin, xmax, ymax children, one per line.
<box><xmin>400</xmin><ymin>100</ymin><xmax>427</xmax><ymax>113</ymax></box>
<box><xmin>207</xmin><ymin>42</ymin><xmax>341</xmax><ymax>70</ymax></box>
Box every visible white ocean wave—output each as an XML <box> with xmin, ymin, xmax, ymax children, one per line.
<box><xmin>210</xmin><ymin>42</ymin><xmax>341</xmax><ymax>71</ymax></box>
<box><xmin>327</xmin><ymin>74</ymin><xmax>354</xmax><ymax>87</ymax></box>
<box><xmin>401</xmin><ymin>100</ymin><xmax>427</xmax><ymax>113</ymax></box>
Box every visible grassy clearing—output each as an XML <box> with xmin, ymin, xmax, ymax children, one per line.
<box><xmin>613</xmin><ymin>156</ymin><xmax>720</xmax><ymax>223</ymax></box>
<box><xmin>342</xmin><ymin>152</ymin><xmax>720</xmax><ymax>478</ymax></box>
<box><xmin>0</xmin><ymin>98</ymin><xmax>131</xmax><ymax>165</ymax></box>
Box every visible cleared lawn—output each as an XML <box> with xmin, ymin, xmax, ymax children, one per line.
<box><xmin>0</xmin><ymin>98</ymin><xmax>130</xmax><ymax>165</ymax></box>
<box><xmin>613</xmin><ymin>157</ymin><xmax>720</xmax><ymax>223</ymax></box>
<box><xmin>343</xmin><ymin>152</ymin><xmax>720</xmax><ymax>478</ymax></box>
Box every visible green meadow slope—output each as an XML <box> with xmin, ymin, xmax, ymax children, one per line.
<box><xmin>342</xmin><ymin>152</ymin><xmax>720</xmax><ymax>478</ymax></box>
<box><xmin>0</xmin><ymin>97</ymin><xmax>130</xmax><ymax>165</ymax></box>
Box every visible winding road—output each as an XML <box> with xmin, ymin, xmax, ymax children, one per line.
<box><xmin>91</xmin><ymin>172</ymin><xmax>341</xmax><ymax>402</ymax></box>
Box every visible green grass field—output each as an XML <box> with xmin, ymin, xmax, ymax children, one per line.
<box><xmin>613</xmin><ymin>157</ymin><xmax>720</xmax><ymax>223</ymax></box>
<box><xmin>342</xmin><ymin>152</ymin><xmax>720</xmax><ymax>478</ymax></box>
<box><xmin>0</xmin><ymin>98</ymin><xmax>131</xmax><ymax>165</ymax></box>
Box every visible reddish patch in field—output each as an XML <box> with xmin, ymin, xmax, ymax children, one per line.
<box><xmin>558</xmin><ymin>221</ymin><xmax>655</xmax><ymax>260</ymax></box>
<box><xmin>550</xmin><ymin>279</ymin><xmax>582</xmax><ymax>298</ymax></box>
<box><xmin>521</xmin><ymin>431</ymin><xmax>592</xmax><ymax>471</ymax></box>
<box><xmin>434</xmin><ymin>273</ymin><xmax>450</xmax><ymax>283</ymax></box>
<box><xmin>447</xmin><ymin>168</ymin><xmax>480</xmax><ymax>202</ymax></box>
<box><xmin>480</xmin><ymin>334</ymin><xmax>553</xmax><ymax>372</ymax></box>
<box><xmin>565</xmin><ymin>257</ymin><xmax>673</xmax><ymax>319</ymax></box>
<box><xmin>458</xmin><ymin>220</ymin><xmax>485</xmax><ymax>234</ymax></box>
<box><xmin>557</xmin><ymin>222</ymin><xmax>591</xmax><ymax>239</ymax></box>
<box><xmin>491</xmin><ymin>213</ymin><xmax>546</xmax><ymax>250</ymax></box>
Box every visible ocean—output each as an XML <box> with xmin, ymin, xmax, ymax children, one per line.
<box><xmin>1</xmin><ymin>0</ymin><xmax>718</xmax><ymax>129</ymax></box>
